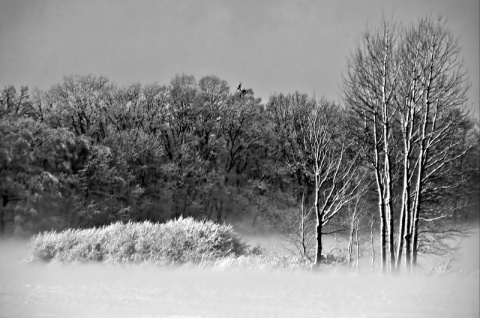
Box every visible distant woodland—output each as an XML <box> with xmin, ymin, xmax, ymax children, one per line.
<box><xmin>1</xmin><ymin>17</ymin><xmax>478</xmax><ymax>271</ymax></box>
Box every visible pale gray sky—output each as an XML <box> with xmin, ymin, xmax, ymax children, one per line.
<box><xmin>0</xmin><ymin>0</ymin><xmax>478</xmax><ymax>116</ymax></box>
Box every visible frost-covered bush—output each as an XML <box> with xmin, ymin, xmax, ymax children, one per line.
<box><xmin>212</xmin><ymin>252</ymin><xmax>311</xmax><ymax>271</ymax></box>
<box><xmin>30</xmin><ymin>217</ymin><xmax>248</xmax><ymax>264</ymax></box>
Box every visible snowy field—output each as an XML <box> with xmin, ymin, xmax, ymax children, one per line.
<box><xmin>0</xmin><ymin>229</ymin><xmax>478</xmax><ymax>318</ymax></box>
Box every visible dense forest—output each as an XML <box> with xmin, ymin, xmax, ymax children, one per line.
<box><xmin>1</xmin><ymin>17</ymin><xmax>478</xmax><ymax>272</ymax></box>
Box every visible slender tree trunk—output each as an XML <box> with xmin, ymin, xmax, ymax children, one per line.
<box><xmin>405</xmin><ymin>232</ymin><xmax>412</xmax><ymax>273</ymax></box>
<box><xmin>380</xmin><ymin>204</ymin><xmax>387</xmax><ymax>273</ymax></box>
<box><xmin>0</xmin><ymin>195</ymin><xmax>7</xmax><ymax>236</ymax></box>
<box><xmin>314</xmin><ymin>218</ymin><xmax>323</xmax><ymax>267</ymax></box>
<box><xmin>300</xmin><ymin>192</ymin><xmax>308</xmax><ymax>259</ymax></box>
<box><xmin>410</xmin><ymin>168</ymin><xmax>423</xmax><ymax>268</ymax></box>
<box><xmin>396</xmin><ymin>119</ymin><xmax>413</xmax><ymax>271</ymax></box>
<box><xmin>380</xmin><ymin>35</ymin><xmax>396</xmax><ymax>273</ymax></box>
<box><xmin>355</xmin><ymin>222</ymin><xmax>360</xmax><ymax>270</ymax></box>
<box><xmin>348</xmin><ymin>219</ymin><xmax>355</xmax><ymax>269</ymax></box>
<box><xmin>396</xmin><ymin>203</ymin><xmax>406</xmax><ymax>271</ymax></box>
<box><xmin>383</xmin><ymin>122</ymin><xmax>395</xmax><ymax>273</ymax></box>
<box><xmin>409</xmin><ymin>97</ymin><xmax>429</xmax><ymax>270</ymax></box>
<box><xmin>372</xmin><ymin>114</ymin><xmax>387</xmax><ymax>273</ymax></box>
<box><xmin>399</xmin><ymin>73</ymin><xmax>421</xmax><ymax>272</ymax></box>
<box><xmin>314</xmin><ymin>171</ymin><xmax>323</xmax><ymax>268</ymax></box>
<box><xmin>453</xmin><ymin>132</ymin><xmax>467</xmax><ymax>222</ymax></box>
<box><xmin>371</xmin><ymin>220</ymin><xmax>376</xmax><ymax>272</ymax></box>
<box><xmin>412</xmin><ymin>218</ymin><xmax>419</xmax><ymax>266</ymax></box>
<box><xmin>404</xmin><ymin>181</ymin><xmax>415</xmax><ymax>273</ymax></box>
<box><xmin>399</xmin><ymin>167</ymin><xmax>413</xmax><ymax>273</ymax></box>
<box><xmin>407</xmin><ymin>160</ymin><xmax>423</xmax><ymax>270</ymax></box>
<box><xmin>388</xmin><ymin>205</ymin><xmax>395</xmax><ymax>272</ymax></box>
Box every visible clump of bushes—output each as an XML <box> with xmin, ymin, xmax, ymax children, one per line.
<box><xmin>30</xmin><ymin>217</ymin><xmax>248</xmax><ymax>264</ymax></box>
<box><xmin>212</xmin><ymin>252</ymin><xmax>311</xmax><ymax>271</ymax></box>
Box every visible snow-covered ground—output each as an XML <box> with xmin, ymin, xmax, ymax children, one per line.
<box><xmin>0</xmin><ymin>229</ymin><xmax>478</xmax><ymax>318</ymax></box>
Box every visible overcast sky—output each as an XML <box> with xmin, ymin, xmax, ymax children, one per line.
<box><xmin>0</xmin><ymin>0</ymin><xmax>478</xmax><ymax>117</ymax></box>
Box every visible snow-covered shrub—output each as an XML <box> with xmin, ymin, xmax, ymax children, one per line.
<box><xmin>30</xmin><ymin>217</ymin><xmax>248</xmax><ymax>264</ymax></box>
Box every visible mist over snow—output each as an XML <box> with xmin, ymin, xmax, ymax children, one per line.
<box><xmin>0</xmin><ymin>227</ymin><xmax>478</xmax><ymax>317</ymax></box>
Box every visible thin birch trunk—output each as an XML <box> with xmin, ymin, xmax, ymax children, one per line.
<box><xmin>314</xmin><ymin>163</ymin><xmax>323</xmax><ymax>267</ymax></box>
<box><xmin>348</xmin><ymin>219</ymin><xmax>355</xmax><ymax>269</ymax></box>
<box><xmin>355</xmin><ymin>222</ymin><xmax>360</xmax><ymax>271</ymax></box>
<box><xmin>372</xmin><ymin>113</ymin><xmax>387</xmax><ymax>273</ymax></box>
<box><xmin>371</xmin><ymin>220</ymin><xmax>376</xmax><ymax>272</ymax></box>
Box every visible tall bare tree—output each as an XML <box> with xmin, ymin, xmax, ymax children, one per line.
<box><xmin>343</xmin><ymin>19</ymin><xmax>401</xmax><ymax>273</ymax></box>
<box><xmin>269</xmin><ymin>94</ymin><xmax>365</xmax><ymax>267</ymax></box>
<box><xmin>397</xmin><ymin>18</ymin><xmax>472</xmax><ymax>270</ymax></box>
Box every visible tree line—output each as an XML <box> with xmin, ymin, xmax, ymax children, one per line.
<box><xmin>1</xmin><ymin>17</ymin><xmax>478</xmax><ymax>271</ymax></box>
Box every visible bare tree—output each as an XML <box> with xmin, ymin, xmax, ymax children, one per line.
<box><xmin>282</xmin><ymin>191</ymin><xmax>316</xmax><ymax>262</ymax></box>
<box><xmin>344</xmin><ymin>16</ymin><xmax>474</xmax><ymax>273</ymax></box>
<box><xmin>370</xmin><ymin>219</ymin><xmax>377</xmax><ymax>272</ymax></box>
<box><xmin>346</xmin><ymin>196</ymin><xmax>368</xmax><ymax>271</ymax></box>
<box><xmin>343</xmin><ymin>19</ymin><xmax>401</xmax><ymax>273</ymax></box>
<box><xmin>397</xmin><ymin>18</ymin><xmax>472</xmax><ymax>271</ymax></box>
<box><xmin>269</xmin><ymin>94</ymin><xmax>366</xmax><ymax>268</ymax></box>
